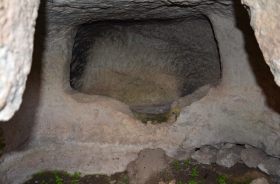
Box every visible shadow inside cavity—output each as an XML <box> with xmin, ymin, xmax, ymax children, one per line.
<box><xmin>69</xmin><ymin>17</ymin><xmax>221</xmax><ymax>106</ymax></box>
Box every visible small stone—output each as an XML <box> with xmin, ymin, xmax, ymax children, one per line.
<box><xmin>171</xmin><ymin>101</ymin><xmax>178</xmax><ymax>108</ymax></box>
<box><xmin>109</xmin><ymin>180</ymin><xmax>117</xmax><ymax>184</ymax></box>
<box><xmin>216</xmin><ymin>146</ymin><xmax>243</xmax><ymax>168</ymax></box>
<box><xmin>212</xmin><ymin>143</ymin><xmax>223</xmax><ymax>150</ymax></box>
<box><xmin>169</xmin><ymin>180</ymin><xmax>176</xmax><ymax>184</ymax></box>
<box><xmin>127</xmin><ymin>149</ymin><xmax>171</xmax><ymax>184</ymax></box>
<box><xmin>223</xmin><ymin>143</ymin><xmax>235</xmax><ymax>149</ymax></box>
<box><xmin>147</xmin><ymin>121</ymin><xmax>152</xmax><ymax>125</ymax></box>
<box><xmin>167</xmin><ymin>114</ymin><xmax>176</xmax><ymax>123</ymax></box>
<box><xmin>258</xmin><ymin>157</ymin><xmax>280</xmax><ymax>176</ymax></box>
<box><xmin>250</xmin><ymin>178</ymin><xmax>269</xmax><ymax>184</ymax></box>
<box><xmin>241</xmin><ymin>148</ymin><xmax>268</xmax><ymax>168</ymax></box>
<box><xmin>191</xmin><ymin>146</ymin><xmax>217</xmax><ymax>165</ymax></box>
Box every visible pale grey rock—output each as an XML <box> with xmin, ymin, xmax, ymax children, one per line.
<box><xmin>0</xmin><ymin>0</ymin><xmax>39</xmax><ymax>120</ymax></box>
<box><xmin>109</xmin><ymin>180</ymin><xmax>117</xmax><ymax>184</ymax></box>
<box><xmin>216</xmin><ymin>147</ymin><xmax>243</xmax><ymax>168</ymax></box>
<box><xmin>242</xmin><ymin>0</ymin><xmax>280</xmax><ymax>87</ymax></box>
<box><xmin>223</xmin><ymin>143</ymin><xmax>235</xmax><ymax>149</ymax></box>
<box><xmin>250</xmin><ymin>178</ymin><xmax>269</xmax><ymax>184</ymax></box>
<box><xmin>241</xmin><ymin>148</ymin><xmax>268</xmax><ymax>168</ymax></box>
<box><xmin>191</xmin><ymin>146</ymin><xmax>217</xmax><ymax>165</ymax></box>
<box><xmin>212</xmin><ymin>143</ymin><xmax>223</xmax><ymax>150</ymax></box>
<box><xmin>171</xmin><ymin>149</ymin><xmax>193</xmax><ymax>161</ymax></box>
<box><xmin>258</xmin><ymin>157</ymin><xmax>280</xmax><ymax>176</ymax></box>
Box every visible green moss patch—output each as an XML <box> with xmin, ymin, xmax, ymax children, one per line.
<box><xmin>24</xmin><ymin>171</ymin><xmax>129</xmax><ymax>184</ymax></box>
<box><xmin>132</xmin><ymin>105</ymin><xmax>181</xmax><ymax>124</ymax></box>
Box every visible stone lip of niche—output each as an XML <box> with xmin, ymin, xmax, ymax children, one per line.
<box><xmin>70</xmin><ymin>17</ymin><xmax>221</xmax><ymax>114</ymax></box>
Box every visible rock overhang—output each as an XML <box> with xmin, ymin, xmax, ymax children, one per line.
<box><xmin>43</xmin><ymin>0</ymin><xmax>234</xmax><ymax>26</ymax></box>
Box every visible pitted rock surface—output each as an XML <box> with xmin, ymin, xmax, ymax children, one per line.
<box><xmin>191</xmin><ymin>146</ymin><xmax>218</xmax><ymax>165</ymax></box>
<box><xmin>258</xmin><ymin>157</ymin><xmax>280</xmax><ymax>176</ymax></box>
<box><xmin>0</xmin><ymin>0</ymin><xmax>39</xmax><ymax>120</ymax></box>
<box><xmin>242</xmin><ymin>0</ymin><xmax>280</xmax><ymax>87</ymax></box>
<box><xmin>241</xmin><ymin>148</ymin><xmax>268</xmax><ymax>168</ymax></box>
<box><xmin>216</xmin><ymin>147</ymin><xmax>243</xmax><ymax>168</ymax></box>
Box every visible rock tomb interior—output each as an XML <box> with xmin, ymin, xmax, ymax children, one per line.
<box><xmin>1</xmin><ymin>0</ymin><xmax>280</xmax><ymax>183</ymax></box>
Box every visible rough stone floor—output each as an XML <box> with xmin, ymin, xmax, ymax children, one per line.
<box><xmin>23</xmin><ymin>149</ymin><xmax>274</xmax><ymax>184</ymax></box>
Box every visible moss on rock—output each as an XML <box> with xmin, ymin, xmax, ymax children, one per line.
<box><xmin>132</xmin><ymin>105</ymin><xmax>181</xmax><ymax>124</ymax></box>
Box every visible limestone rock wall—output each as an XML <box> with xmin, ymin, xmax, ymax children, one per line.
<box><xmin>242</xmin><ymin>0</ymin><xmax>280</xmax><ymax>87</ymax></box>
<box><xmin>0</xmin><ymin>0</ymin><xmax>39</xmax><ymax>120</ymax></box>
<box><xmin>0</xmin><ymin>0</ymin><xmax>280</xmax><ymax>184</ymax></box>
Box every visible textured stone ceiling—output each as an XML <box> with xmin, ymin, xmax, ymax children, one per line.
<box><xmin>43</xmin><ymin>0</ymin><xmax>233</xmax><ymax>26</ymax></box>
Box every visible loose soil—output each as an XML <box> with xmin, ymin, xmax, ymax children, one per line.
<box><xmin>23</xmin><ymin>159</ymin><xmax>274</xmax><ymax>184</ymax></box>
<box><xmin>24</xmin><ymin>171</ymin><xmax>129</xmax><ymax>184</ymax></box>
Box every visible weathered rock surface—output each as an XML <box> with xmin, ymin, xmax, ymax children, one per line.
<box><xmin>258</xmin><ymin>157</ymin><xmax>280</xmax><ymax>176</ymax></box>
<box><xmin>3</xmin><ymin>0</ymin><xmax>278</xmax><ymax>122</ymax></box>
<box><xmin>0</xmin><ymin>0</ymin><xmax>39</xmax><ymax>120</ymax></box>
<box><xmin>222</xmin><ymin>143</ymin><xmax>236</xmax><ymax>149</ymax></box>
<box><xmin>216</xmin><ymin>147</ymin><xmax>243</xmax><ymax>168</ymax></box>
<box><xmin>242</xmin><ymin>0</ymin><xmax>280</xmax><ymax>87</ymax></box>
<box><xmin>1</xmin><ymin>0</ymin><xmax>280</xmax><ymax>183</ymax></box>
<box><xmin>127</xmin><ymin>149</ymin><xmax>171</xmax><ymax>184</ymax></box>
<box><xmin>43</xmin><ymin>0</ymin><xmax>226</xmax><ymax>26</ymax></box>
<box><xmin>191</xmin><ymin>146</ymin><xmax>218</xmax><ymax>165</ymax></box>
<box><xmin>250</xmin><ymin>177</ymin><xmax>270</xmax><ymax>184</ymax></box>
<box><xmin>241</xmin><ymin>148</ymin><xmax>268</xmax><ymax>168</ymax></box>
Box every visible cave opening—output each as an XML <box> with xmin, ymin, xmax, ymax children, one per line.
<box><xmin>70</xmin><ymin>16</ymin><xmax>221</xmax><ymax>123</ymax></box>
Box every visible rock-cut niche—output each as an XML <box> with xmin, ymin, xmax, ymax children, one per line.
<box><xmin>70</xmin><ymin>16</ymin><xmax>221</xmax><ymax>122</ymax></box>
